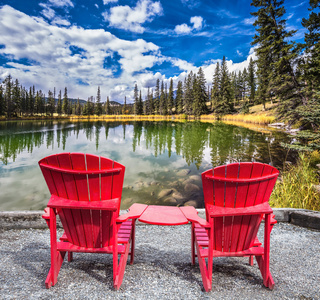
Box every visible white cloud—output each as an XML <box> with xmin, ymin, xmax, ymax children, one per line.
<box><xmin>174</xmin><ymin>15</ymin><xmax>203</xmax><ymax>35</ymax></box>
<box><xmin>103</xmin><ymin>0</ymin><xmax>118</xmax><ymax>4</ymax></box>
<box><xmin>39</xmin><ymin>2</ymin><xmax>71</xmax><ymax>26</ymax></box>
<box><xmin>243</xmin><ymin>17</ymin><xmax>255</xmax><ymax>25</ymax></box>
<box><xmin>48</xmin><ymin>0</ymin><xmax>74</xmax><ymax>7</ymax></box>
<box><xmin>0</xmin><ymin>5</ymin><xmax>164</xmax><ymax>102</ymax></box>
<box><xmin>190</xmin><ymin>16</ymin><xmax>203</xmax><ymax>30</ymax></box>
<box><xmin>236</xmin><ymin>49</ymin><xmax>243</xmax><ymax>57</ymax></box>
<box><xmin>174</xmin><ymin>23</ymin><xmax>192</xmax><ymax>34</ymax></box>
<box><xmin>103</xmin><ymin>0</ymin><xmax>163</xmax><ymax>33</ymax></box>
<box><xmin>0</xmin><ymin>5</ymin><xmax>258</xmax><ymax>104</ymax></box>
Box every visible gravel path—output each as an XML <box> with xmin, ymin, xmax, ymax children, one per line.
<box><xmin>0</xmin><ymin>223</ymin><xmax>319</xmax><ymax>299</ymax></box>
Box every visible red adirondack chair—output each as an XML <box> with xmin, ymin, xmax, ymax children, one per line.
<box><xmin>39</xmin><ymin>153</ymin><xmax>141</xmax><ymax>290</ymax></box>
<box><xmin>191</xmin><ymin>162</ymin><xmax>279</xmax><ymax>292</ymax></box>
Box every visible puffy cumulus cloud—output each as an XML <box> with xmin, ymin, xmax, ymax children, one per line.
<box><xmin>0</xmin><ymin>5</ymin><xmax>164</xmax><ymax>102</ymax></box>
<box><xmin>174</xmin><ymin>16</ymin><xmax>203</xmax><ymax>35</ymax></box>
<box><xmin>103</xmin><ymin>0</ymin><xmax>163</xmax><ymax>33</ymax></box>
<box><xmin>190</xmin><ymin>16</ymin><xmax>203</xmax><ymax>30</ymax></box>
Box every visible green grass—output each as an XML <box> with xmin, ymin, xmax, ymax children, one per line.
<box><xmin>270</xmin><ymin>153</ymin><xmax>320</xmax><ymax>211</ymax></box>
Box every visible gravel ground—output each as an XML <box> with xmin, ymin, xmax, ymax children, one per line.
<box><xmin>0</xmin><ymin>223</ymin><xmax>319</xmax><ymax>300</ymax></box>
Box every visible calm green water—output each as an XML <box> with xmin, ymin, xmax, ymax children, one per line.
<box><xmin>0</xmin><ymin>120</ymin><xmax>294</xmax><ymax>211</ymax></box>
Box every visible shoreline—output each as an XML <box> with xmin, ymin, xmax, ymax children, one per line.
<box><xmin>1</xmin><ymin>208</ymin><xmax>320</xmax><ymax>231</ymax></box>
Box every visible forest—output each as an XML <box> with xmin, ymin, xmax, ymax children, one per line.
<box><xmin>0</xmin><ymin>0</ymin><xmax>319</xmax><ymax>149</ymax></box>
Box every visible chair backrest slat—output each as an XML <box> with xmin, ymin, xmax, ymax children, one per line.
<box><xmin>39</xmin><ymin>153</ymin><xmax>125</xmax><ymax>248</ymax></box>
<box><xmin>202</xmin><ymin>162</ymin><xmax>278</xmax><ymax>252</ymax></box>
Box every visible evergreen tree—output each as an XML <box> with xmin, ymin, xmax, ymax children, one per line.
<box><xmin>76</xmin><ymin>98</ymin><xmax>81</xmax><ymax>115</ymax></box>
<box><xmin>154</xmin><ymin>78</ymin><xmax>160</xmax><ymax>114</ymax></box>
<box><xmin>149</xmin><ymin>89</ymin><xmax>154</xmax><ymax>115</ymax></box>
<box><xmin>62</xmin><ymin>87</ymin><xmax>68</xmax><ymax>115</ymax></box>
<box><xmin>168</xmin><ymin>79</ymin><xmax>174</xmax><ymax>115</ymax></box>
<box><xmin>57</xmin><ymin>90</ymin><xmax>62</xmax><ymax>115</ymax></box>
<box><xmin>29</xmin><ymin>86</ymin><xmax>34</xmax><ymax>115</ymax></box>
<box><xmin>183</xmin><ymin>71</ymin><xmax>194</xmax><ymax>115</ymax></box>
<box><xmin>12</xmin><ymin>79</ymin><xmax>21</xmax><ymax>116</ymax></box>
<box><xmin>3</xmin><ymin>75</ymin><xmax>12</xmax><ymax>117</ymax></box>
<box><xmin>193</xmin><ymin>67</ymin><xmax>208</xmax><ymax>116</ymax></box>
<box><xmin>215</xmin><ymin>56</ymin><xmax>233</xmax><ymax>115</ymax></box>
<box><xmin>159</xmin><ymin>81</ymin><xmax>166</xmax><ymax>115</ymax></box>
<box><xmin>95</xmin><ymin>86</ymin><xmax>102</xmax><ymax>115</ymax></box>
<box><xmin>47</xmin><ymin>90</ymin><xmax>55</xmax><ymax>116</ymax></box>
<box><xmin>251</xmin><ymin>0</ymin><xmax>306</xmax><ymax>118</ymax></box>
<box><xmin>301</xmin><ymin>1</ymin><xmax>320</xmax><ymax>99</ymax></box>
<box><xmin>247</xmin><ymin>57</ymin><xmax>256</xmax><ymax>104</ymax></box>
<box><xmin>176</xmin><ymin>81</ymin><xmax>183</xmax><ymax>114</ymax></box>
<box><xmin>211</xmin><ymin>63</ymin><xmax>221</xmax><ymax>111</ymax></box>
<box><xmin>138</xmin><ymin>90</ymin><xmax>143</xmax><ymax>115</ymax></box>
<box><xmin>105</xmin><ymin>96</ymin><xmax>111</xmax><ymax>115</ymax></box>
<box><xmin>134</xmin><ymin>84</ymin><xmax>139</xmax><ymax>115</ymax></box>
<box><xmin>0</xmin><ymin>85</ymin><xmax>5</xmax><ymax>116</ymax></box>
<box><xmin>122</xmin><ymin>96</ymin><xmax>127</xmax><ymax>114</ymax></box>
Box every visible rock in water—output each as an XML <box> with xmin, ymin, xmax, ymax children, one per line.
<box><xmin>177</xmin><ymin>169</ymin><xmax>191</xmax><ymax>176</ymax></box>
<box><xmin>184</xmin><ymin>183</ymin><xmax>200</xmax><ymax>193</ymax></box>
<box><xmin>158</xmin><ymin>188</ymin><xmax>174</xmax><ymax>198</ymax></box>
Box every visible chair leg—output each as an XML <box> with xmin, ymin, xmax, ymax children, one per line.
<box><xmin>256</xmin><ymin>213</ymin><xmax>274</xmax><ymax>289</ymax></box>
<box><xmin>114</xmin><ymin>243</ymin><xmax>130</xmax><ymax>290</ymax></box>
<box><xmin>130</xmin><ymin>220</ymin><xmax>136</xmax><ymax>265</ymax></box>
<box><xmin>191</xmin><ymin>223</ymin><xmax>195</xmax><ymax>265</ymax></box>
<box><xmin>249</xmin><ymin>255</ymin><xmax>254</xmax><ymax>266</ymax></box>
<box><xmin>45</xmin><ymin>251</ymin><xmax>66</xmax><ymax>288</ymax></box>
<box><xmin>195</xmin><ymin>241</ymin><xmax>212</xmax><ymax>292</ymax></box>
<box><xmin>68</xmin><ymin>252</ymin><xmax>73</xmax><ymax>262</ymax></box>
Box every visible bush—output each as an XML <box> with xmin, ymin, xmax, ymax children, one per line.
<box><xmin>270</xmin><ymin>153</ymin><xmax>320</xmax><ymax>211</ymax></box>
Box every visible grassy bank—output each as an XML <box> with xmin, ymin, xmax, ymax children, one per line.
<box><xmin>270</xmin><ymin>152</ymin><xmax>320</xmax><ymax>211</ymax></box>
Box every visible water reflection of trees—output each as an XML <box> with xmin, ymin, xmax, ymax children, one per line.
<box><xmin>0</xmin><ymin>120</ymin><xmax>294</xmax><ymax>168</ymax></box>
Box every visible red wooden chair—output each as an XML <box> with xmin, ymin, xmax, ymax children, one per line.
<box><xmin>39</xmin><ymin>153</ymin><xmax>142</xmax><ymax>290</ymax></box>
<box><xmin>191</xmin><ymin>162</ymin><xmax>279</xmax><ymax>292</ymax></box>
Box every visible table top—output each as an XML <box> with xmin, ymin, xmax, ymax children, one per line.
<box><xmin>138</xmin><ymin>205</ymin><xmax>189</xmax><ymax>225</ymax></box>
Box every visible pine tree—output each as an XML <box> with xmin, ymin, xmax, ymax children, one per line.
<box><xmin>193</xmin><ymin>67</ymin><xmax>208</xmax><ymax>116</ymax></box>
<box><xmin>247</xmin><ymin>57</ymin><xmax>256</xmax><ymax>104</ymax></box>
<box><xmin>134</xmin><ymin>84</ymin><xmax>139</xmax><ymax>115</ymax></box>
<box><xmin>168</xmin><ymin>79</ymin><xmax>174</xmax><ymax>115</ymax></box>
<box><xmin>176</xmin><ymin>81</ymin><xmax>183</xmax><ymax>114</ymax></box>
<box><xmin>154</xmin><ymin>78</ymin><xmax>160</xmax><ymax>114</ymax></box>
<box><xmin>57</xmin><ymin>90</ymin><xmax>62</xmax><ymax>115</ymax></box>
<box><xmin>211</xmin><ymin>63</ymin><xmax>220</xmax><ymax>111</ymax></box>
<box><xmin>251</xmin><ymin>0</ymin><xmax>306</xmax><ymax>118</ymax></box>
<box><xmin>149</xmin><ymin>89</ymin><xmax>154</xmax><ymax>115</ymax></box>
<box><xmin>105</xmin><ymin>96</ymin><xmax>111</xmax><ymax>115</ymax></box>
<box><xmin>95</xmin><ymin>86</ymin><xmax>102</xmax><ymax>115</ymax></box>
<box><xmin>12</xmin><ymin>79</ymin><xmax>21</xmax><ymax>116</ymax></box>
<box><xmin>159</xmin><ymin>81</ymin><xmax>166</xmax><ymax>115</ymax></box>
<box><xmin>0</xmin><ymin>85</ymin><xmax>5</xmax><ymax>116</ymax></box>
<box><xmin>122</xmin><ymin>96</ymin><xmax>127</xmax><ymax>114</ymax></box>
<box><xmin>29</xmin><ymin>86</ymin><xmax>34</xmax><ymax>115</ymax></box>
<box><xmin>138</xmin><ymin>90</ymin><xmax>143</xmax><ymax>115</ymax></box>
<box><xmin>62</xmin><ymin>87</ymin><xmax>68</xmax><ymax>115</ymax></box>
<box><xmin>47</xmin><ymin>90</ymin><xmax>55</xmax><ymax>116</ymax></box>
<box><xmin>76</xmin><ymin>98</ymin><xmax>81</xmax><ymax>115</ymax></box>
<box><xmin>215</xmin><ymin>56</ymin><xmax>233</xmax><ymax>115</ymax></box>
<box><xmin>301</xmin><ymin>0</ymin><xmax>320</xmax><ymax>100</ymax></box>
<box><xmin>183</xmin><ymin>71</ymin><xmax>194</xmax><ymax>115</ymax></box>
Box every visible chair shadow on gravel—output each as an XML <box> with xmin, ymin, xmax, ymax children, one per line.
<box><xmin>4</xmin><ymin>239</ymin><xmax>267</xmax><ymax>292</ymax></box>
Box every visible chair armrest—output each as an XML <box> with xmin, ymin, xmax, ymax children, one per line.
<box><xmin>47</xmin><ymin>195</ymin><xmax>119</xmax><ymax>211</ymax></box>
<box><xmin>116</xmin><ymin>203</ymin><xmax>148</xmax><ymax>223</ymax></box>
<box><xmin>206</xmin><ymin>202</ymin><xmax>273</xmax><ymax>217</ymax></box>
<box><xmin>263</xmin><ymin>213</ymin><xmax>277</xmax><ymax>225</ymax></box>
<box><xmin>42</xmin><ymin>207</ymin><xmax>50</xmax><ymax>219</ymax></box>
<box><xmin>180</xmin><ymin>206</ymin><xmax>210</xmax><ymax>228</ymax></box>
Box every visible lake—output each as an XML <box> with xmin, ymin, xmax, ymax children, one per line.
<box><xmin>0</xmin><ymin>120</ymin><xmax>294</xmax><ymax>211</ymax></box>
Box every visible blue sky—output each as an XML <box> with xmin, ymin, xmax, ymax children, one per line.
<box><xmin>0</xmin><ymin>0</ymin><xmax>310</xmax><ymax>103</ymax></box>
